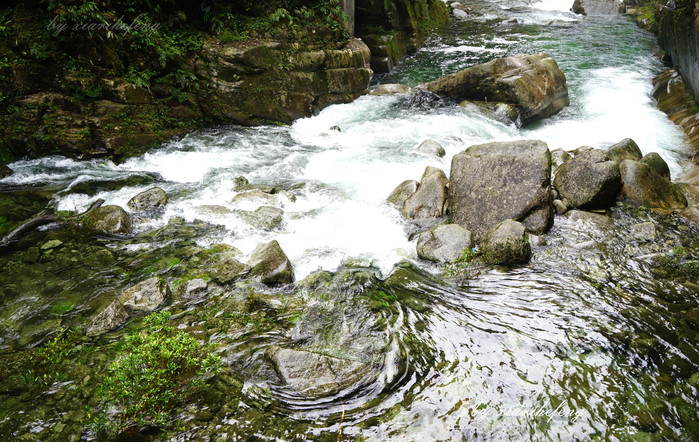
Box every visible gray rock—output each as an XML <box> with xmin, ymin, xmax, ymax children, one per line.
<box><xmin>127</xmin><ymin>187</ymin><xmax>168</xmax><ymax>212</ymax></box>
<box><xmin>619</xmin><ymin>160</ymin><xmax>687</xmax><ymax>209</ymax></box>
<box><xmin>86</xmin><ymin>301</ymin><xmax>129</xmax><ymax>337</ymax></box>
<box><xmin>448</xmin><ymin>139</ymin><xmax>553</xmax><ymax>240</ymax></box>
<box><xmin>641</xmin><ymin>152</ymin><xmax>671</xmax><ymax>180</ymax></box>
<box><xmin>423</xmin><ymin>53</ymin><xmax>569</xmax><ymax>125</ymax></box>
<box><xmin>173</xmin><ymin>278</ymin><xmax>209</xmax><ymax>301</ymax></box>
<box><xmin>403</xmin><ymin>166</ymin><xmax>448</xmax><ymax>220</ymax></box>
<box><xmin>417</xmin><ymin>224</ymin><xmax>472</xmax><ymax>264</ymax></box>
<box><xmin>459</xmin><ymin>100</ymin><xmax>520</xmax><ymax>125</ymax></box>
<box><xmin>387</xmin><ymin>180</ymin><xmax>419</xmax><ymax>209</ymax></box>
<box><xmin>679</xmin><ymin>205</ymin><xmax>699</xmax><ymax>226</ymax></box>
<box><xmin>86</xmin><ymin>205</ymin><xmax>132</xmax><ymax>235</ymax></box>
<box><xmin>553</xmin><ymin>148</ymin><xmax>621</xmax><ymax>209</ymax></box>
<box><xmin>233</xmin><ymin>190</ymin><xmax>286</xmax><ymax>208</ymax></box>
<box><xmin>266</xmin><ymin>346</ymin><xmax>367</xmax><ymax>397</ymax></box>
<box><xmin>0</xmin><ymin>165</ymin><xmax>13</xmax><ymax>179</ymax></box>
<box><xmin>551</xmin><ymin>148</ymin><xmax>572</xmax><ymax>169</ymax></box>
<box><xmin>605</xmin><ymin>138</ymin><xmax>642</xmax><ymax>163</ymax></box>
<box><xmin>564</xmin><ymin>209</ymin><xmax>613</xmax><ymax>227</ymax></box>
<box><xmin>236</xmin><ymin>206</ymin><xmax>284</xmax><ymax>230</ymax></box>
<box><xmin>632</xmin><ymin>222</ymin><xmax>657</xmax><ymax>241</ymax></box>
<box><xmin>209</xmin><ymin>257</ymin><xmax>249</xmax><ymax>284</ymax></box>
<box><xmin>370</xmin><ymin>84</ymin><xmax>412</xmax><ymax>95</ymax></box>
<box><xmin>416</xmin><ymin>140</ymin><xmax>446</xmax><ymax>158</ymax></box>
<box><xmin>482</xmin><ymin>220</ymin><xmax>532</xmax><ymax>265</ymax></box>
<box><xmin>118</xmin><ymin>276</ymin><xmax>169</xmax><ymax>313</ymax></box>
<box><xmin>234</xmin><ymin>176</ymin><xmax>277</xmax><ymax>194</ymax></box>
<box><xmin>553</xmin><ymin>199</ymin><xmax>569</xmax><ymax>214</ymax></box>
<box><xmin>248</xmin><ymin>240</ymin><xmax>294</xmax><ymax>285</ymax></box>
<box><xmin>572</xmin><ymin>0</ymin><xmax>625</xmax><ymax>15</ymax></box>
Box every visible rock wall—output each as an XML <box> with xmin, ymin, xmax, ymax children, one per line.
<box><xmin>657</xmin><ymin>0</ymin><xmax>699</xmax><ymax>100</ymax></box>
<box><xmin>355</xmin><ymin>0</ymin><xmax>449</xmax><ymax>72</ymax></box>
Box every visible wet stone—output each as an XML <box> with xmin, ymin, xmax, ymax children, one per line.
<box><xmin>118</xmin><ymin>276</ymin><xmax>169</xmax><ymax>313</ymax></box>
<box><xmin>40</xmin><ymin>239</ymin><xmax>63</xmax><ymax>251</ymax></box>
<box><xmin>86</xmin><ymin>301</ymin><xmax>129</xmax><ymax>337</ymax></box>
<box><xmin>632</xmin><ymin>222</ymin><xmax>657</xmax><ymax>241</ymax></box>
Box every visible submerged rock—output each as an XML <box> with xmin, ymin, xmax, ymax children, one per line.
<box><xmin>387</xmin><ymin>180</ymin><xmax>419</xmax><ymax>209</ymax></box>
<box><xmin>403</xmin><ymin>166</ymin><xmax>448</xmax><ymax>220</ymax></box>
<box><xmin>86</xmin><ymin>205</ymin><xmax>132</xmax><ymax>235</ymax></box>
<box><xmin>605</xmin><ymin>138</ymin><xmax>642</xmax><ymax>163</ymax></box>
<box><xmin>236</xmin><ymin>206</ymin><xmax>284</xmax><ymax>230</ymax></box>
<box><xmin>482</xmin><ymin>219</ymin><xmax>532</xmax><ymax>265</ymax></box>
<box><xmin>448</xmin><ymin>139</ymin><xmax>553</xmax><ymax>240</ymax></box>
<box><xmin>553</xmin><ymin>148</ymin><xmax>621</xmax><ymax>209</ymax></box>
<box><xmin>572</xmin><ymin>0</ymin><xmax>625</xmax><ymax>15</ymax></box>
<box><xmin>417</xmin><ymin>224</ymin><xmax>472</xmax><ymax>263</ymax></box>
<box><xmin>416</xmin><ymin>140</ymin><xmax>446</xmax><ymax>157</ymax></box>
<box><xmin>267</xmin><ymin>346</ymin><xmax>368</xmax><ymax>397</ymax></box>
<box><xmin>641</xmin><ymin>152</ymin><xmax>671</xmax><ymax>180</ymax></box>
<box><xmin>370</xmin><ymin>84</ymin><xmax>412</xmax><ymax>95</ymax></box>
<box><xmin>86</xmin><ymin>301</ymin><xmax>129</xmax><ymax>337</ymax></box>
<box><xmin>619</xmin><ymin>160</ymin><xmax>687</xmax><ymax>209</ymax></box>
<box><xmin>118</xmin><ymin>276</ymin><xmax>169</xmax><ymax>313</ymax></box>
<box><xmin>127</xmin><ymin>187</ymin><xmax>168</xmax><ymax>213</ymax></box>
<box><xmin>423</xmin><ymin>53</ymin><xmax>569</xmax><ymax>125</ymax></box>
<box><xmin>247</xmin><ymin>240</ymin><xmax>294</xmax><ymax>285</ymax></box>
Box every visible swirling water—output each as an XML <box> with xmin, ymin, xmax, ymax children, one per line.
<box><xmin>0</xmin><ymin>0</ymin><xmax>697</xmax><ymax>440</ymax></box>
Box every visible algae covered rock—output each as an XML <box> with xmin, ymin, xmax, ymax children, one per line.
<box><xmin>482</xmin><ymin>219</ymin><xmax>532</xmax><ymax>265</ymax></box>
<box><xmin>417</xmin><ymin>224</ymin><xmax>472</xmax><ymax>264</ymax></box>
<box><xmin>247</xmin><ymin>240</ymin><xmax>294</xmax><ymax>285</ymax></box>
<box><xmin>553</xmin><ymin>148</ymin><xmax>621</xmax><ymax>209</ymax></box>
<box><xmin>605</xmin><ymin>138</ymin><xmax>642</xmax><ymax>163</ymax></box>
<box><xmin>266</xmin><ymin>346</ymin><xmax>368</xmax><ymax>397</ymax></box>
<box><xmin>86</xmin><ymin>205</ymin><xmax>132</xmax><ymax>235</ymax></box>
<box><xmin>403</xmin><ymin>166</ymin><xmax>448</xmax><ymax>220</ymax></box>
<box><xmin>118</xmin><ymin>276</ymin><xmax>169</xmax><ymax>313</ymax></box>
<box><xmin>619</xmin><ymin>160</ymin><xmax>687</xmax><ymax>209</ymax></box>
<box><xmin>387</xmin><ymin>179</ymin><xmax>419</xmax><ymax>209</ymax></box>
<box><xmin>641</xmin><ymin>152</ymin><xmax>671</xmax><ymax>180</ymax></box>
<box><xmin>423</xmin><ymin>53</ymin><xmax>569</xmax><ymax>125</ymax></box>
<box><xmin>448</xmin><ymin>139</ymin><xmax>553</xmax><ymax>240</ymax></box>
<box><xmin>127</xmin><ymin>187</ymin><xmax>168</xmax><ymax>212</ymax></box>
<box><xmin>86</xmin><ymin>301</ymin><xmax>129</xmax><ymax>337</ymax></box>
<box><xmin>210</xmin><ymin>257</ymin><xmax>249</xmax><ymax>284</ymax></box>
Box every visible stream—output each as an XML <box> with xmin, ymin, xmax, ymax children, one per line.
<box><xmin>1</xmin><ymin>0</ymin><xmax>698</xmax><ymax>440</ymax></box>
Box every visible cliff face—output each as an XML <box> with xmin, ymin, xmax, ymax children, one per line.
<box><xmin>657</xmin><ymin>0</ymin><xmax>699</xmax><ymax>100</ymax></box>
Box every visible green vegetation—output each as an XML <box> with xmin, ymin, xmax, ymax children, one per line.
<box><xmin>441</xmin><ymin>247</ymin><xmax>479</xmax><ymax>280</ymax></box>
<box><xmin>93</xmin><ymin>311</ymin><xmax>221</xmax><ymax>438</ymax></box>
<box><xmin>655</xmin><ymin>246</ymin><xmax>699</xmax><ymax>280</ymax></box>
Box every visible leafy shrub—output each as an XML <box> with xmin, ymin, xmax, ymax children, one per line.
<box><xmin>93</xmin><ymin>311</ymin><xmax>220</xmax><ymax>438</ymax></box>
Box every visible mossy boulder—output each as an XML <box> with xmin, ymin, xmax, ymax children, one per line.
<box><xmin>247</xmin><ymin>240</ymin><xmax>294</xmax><ymax>285</ymax></box>
<box><xmin>118</xmin><ymin>276</ymin><xmax>169</xmax><ymax>314</ymax></box>
<box><xmin>417</xmin><ymin>224</ymin><xmax>472</xmax><ymax>264</ymax></box>
<box><xmin>209</xmin><ymin>257</ymin><xmax>250</xmax><ymax>284</ymax></box>
<box><xmin>605</xmin><ymin>138</ymin><xmax>643</xmax><ymax>163</ymax></box>
<box><xmin>553</xmin><ymin>148</ymin><xmax>621</xmax><ymax>209</ymax></box>
<box><xmin>86</xmin><ymin>205</ymin><xmax>132</xmax><ymax>235</ymax></box>
<box><xmin>641</xmin><ymin>152</ymin><xmax>671</xmax><ymax>180</ymax></box>
<box><xmin>423</xmin><ymin>53</ymin><xmax>569</xmax><ymax>125</ymax></box>
<box><xmin>619</xmin><ymin>160</ymin><xmax>687</xmax><ymax>209</ymax></box>
<box><xmin>387</xmin><ymin>179</ymin><xmax>419</xmax><ymax>209</ymax></box>
<box><xmin>403</xmin><ymin>166</ymin><xmax>448</xmax><ymax>220</ymax></box>
<box><xmin>448</xmin><ymin>140</ymin><xmax>553</xmax><ymax>240</ymax></box>
<box><xmin>482</xmin><ymin>220</ymin><xmax>532</xmax><ymax>265</ymax></box>
<box><xmin>127</xmin><ymin>187</ymin><xmax>168</xmax><ymax>213</ymax></box>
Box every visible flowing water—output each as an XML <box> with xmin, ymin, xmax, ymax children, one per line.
<box><xmin>1</xmin><ymin>0</ymin><xmax>698</xmax><ymax>440</ymax></box>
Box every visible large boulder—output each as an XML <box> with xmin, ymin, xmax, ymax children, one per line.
<box><xmin>209</xmin><ymin>257</ymin><xmax>249</xmax><ymax>284</ymax></box>
<box><xmin>572</xmin><ymin>0</ymin><xmax>625</xmax><ymax>15</ymax></box>
<box><xmin>266</xmin><ymin>346</ymin><xmax>368</xmax><ymax>397</ymax></box>
<box><xmin>619</xmin><ymin>160</ymin><xmax>687</xmax><ymax>209</ymax></box>
<box><xmin>403</xmin><ymin>166</ymin><xmax>449</xmax><ymax>220</ymax></box>
<box><xmin>482</xmin><ymin>220</ymin><xmax>532</xmax><ymax>265</ymax></box>
<box><xmin>422</xmin><ymin>53</ymin><xmax>569</xmax><ymax>125</ymax></box>
<box><xmin>387</xmin><ymin>180</ymin><xmax>419</xmax><ymax>209</ymax></box>
<box><xmin>118</xmin><ymin>276</ymin><xmax>169</xmax><ymax>313</ymax></box>
<box><xmin>641</xmin><ymin>152</ymin><xmax>671</xmax><ymax>180</ymax></box>
<box><xmin>553</xmin><ymin>148</ymin><xmax>621</xmax><ymax>209</ymax></box>
<box><xmin>448</xmin><ymin>140</ymin><xmax>553</xmax><ymax>240</ymax></box>
<box><xmin>86</xmin><ymin>301</ymin><xmax>129</xmax><ymax>337</ymax></box>
<box><xmin>86</xmin><ymin>205</ymin><xmax>132</xmax><ymax>235</ymax></box>
<box><xmin>127</xmin><ymin>187</ymin><xmax>168</xmax><ymax>212</ymax></box>
<box><xmin>247</xmin><ymin>240</ymin><xmax>294</xmax><ymax>285</ymax></box>
<box><xmin>605</xmin><ymin>138</ymin><xmax>642</xmax><ymax>163</ymax></box>
<box><xmin>416</xmin><ymin>224</ymin><xmax>473</xmax><ymax>264</ymax></box>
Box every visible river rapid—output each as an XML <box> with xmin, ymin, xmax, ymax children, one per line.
<box><xmin>0</xmin><ymin>0</ymin><xmax>698</xmax><ymax>440</ymax></box>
